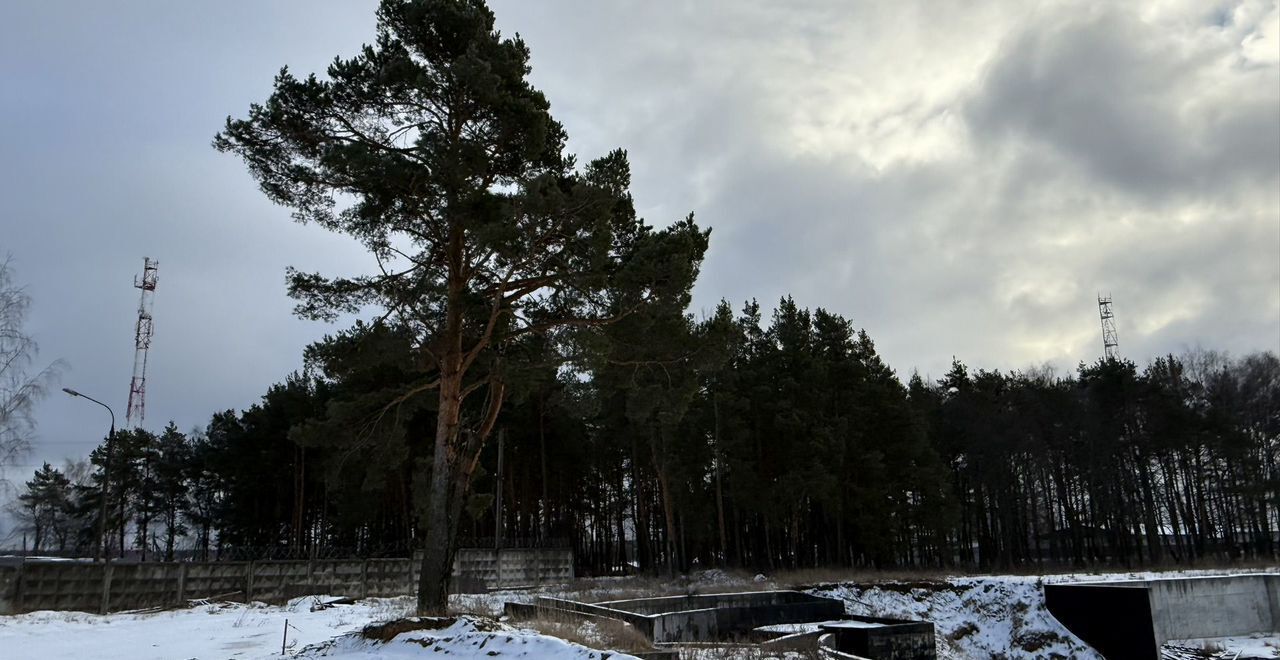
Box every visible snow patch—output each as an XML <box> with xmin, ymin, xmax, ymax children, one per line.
<box><xmin>809</xmin><ymin>577</ymin><xmax>1098</xmax><ymax>660</ymax></box>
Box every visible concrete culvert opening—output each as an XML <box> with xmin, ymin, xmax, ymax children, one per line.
<box><xmin>1044</xmin><ymin>573</ymin><xmax>1280</xmax><ymax>660</ymax></box>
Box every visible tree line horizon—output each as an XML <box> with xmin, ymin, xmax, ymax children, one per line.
<box><xmin>12</xmin><ymin>322</ymin><xmax>1278</xmax><ymax>574</ymax></box>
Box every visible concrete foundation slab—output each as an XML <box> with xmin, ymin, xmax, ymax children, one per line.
<box><xmin>504</xmin><ymin>589</ymin><xmax>936</xmax><ymax>659</ymax></box>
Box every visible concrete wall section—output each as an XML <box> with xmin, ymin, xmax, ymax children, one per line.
<box><xmin>711</xmin><ymin>601</ymin><xmax>847</xmax><ymax>638</ymax></box>
<box><xmin>452</xmin><ymin>548</ymin><xmax>572</xmax><ymax>588</ymax></box>
<box><xmin>12</xmin><ymin>562</ymin><xmax>107</xmax><ymax>613</ymax></box>
<box><xmin>652</xmin><ymin>607</ymin><xmax>719</xmax><ymax>642</ymax></box>
<box><xmin>594</xmin><ymin>590</ymin><xmax>848</xmax><ymax>644</ymax></box>
<box><xmin>104</xmin><ymin>563</ymin><xmax>184</xmax><ymax>611</ymax></box>
<box><xmin>1146</xmin><ymin>574</ymin><xmax>1279</xmax><ymax>645</ymax></box>
<box><xmin>823</xmin><ymin>621</ymin><xmax>936</xmax><ymax>660</ymax></box>
<box><xmin>0</xmin><ymin>549</ymin><xmax>570</xmax><ymax>614</ymax></box>
<box><xmin>532</xmin><ymin>596</ymin><xmax>657</xmax><ymax>639</ymax></box>
<box><xmin>183</xmin><ymin>561</ymin><xmax>252</xmax><ymax>601</ymax></box>
<box><xmin>0</xmin><ymin>565</ymin><xmax>15</xmax><ymax>614</ymax></box>
<box><xmin>365</xmin><ymin>559</ymin><xmax>416</xmax><ymax>598</ymax></box>
<box><xmin>1270</xmin><ymin>575</ymin><xmax>1280</xmax><ymax>631</ymax></box>
<box><xmin>600</xmin><ymin>590</ymin><xmax>835</xmax><ymax>615</ymax></box>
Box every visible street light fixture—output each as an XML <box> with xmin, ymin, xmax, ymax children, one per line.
<box><xmin>63</xmin><ymin>387</ymin><xmax>115</xmax><ymax>563</ymax></box>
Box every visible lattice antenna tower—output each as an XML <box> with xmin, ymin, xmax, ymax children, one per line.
<box><xmin>126</xmin><ymin>258</ymin><xmax>159</xmax><ymax>427</ymax></box>
<box><xmin>1097</xmin><ymin>293</ymin><xmax>1119</xmax><ymax>361</ymax></box>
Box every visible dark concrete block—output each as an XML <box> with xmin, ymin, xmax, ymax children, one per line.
<box><xmin>822</xmin><ymin>619</ymin><xmax>936</xmax><ymax>660</ymax></box>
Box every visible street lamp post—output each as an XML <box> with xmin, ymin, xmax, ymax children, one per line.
<box><xmin>62</xmin><ymin>388</ymin><xmax>115</xmax><ymax>563</ymax></box>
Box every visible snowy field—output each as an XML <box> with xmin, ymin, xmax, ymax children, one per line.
<box><xmin>0</xmin><ymin>594</ymin><xmax>638</xmax><ymax>660</ymax></box>
<box><xmin>0</xmin><ymin>595</ymin><xmax>415</xmax><ymax>660</ymax></box>
<box><xmin>1</xmin><ymin>568</ymin><xmax>1276</xmax><ymax>659</ymax></box>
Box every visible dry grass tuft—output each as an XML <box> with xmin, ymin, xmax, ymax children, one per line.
<box><xmin>520</xmin><ymin>613</ymin><xmax>653</xmax><ymax>652</ymax></box>
<box><xmin>675</xmin><ymin>643</ymin><xmax>821</xmax><ymax>659</ymax></box>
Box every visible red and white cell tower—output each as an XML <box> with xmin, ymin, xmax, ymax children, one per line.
<box><xmin>126</xmin><ymin>258</ymin><xmax>159</xmax><ymax>427</ymax></box>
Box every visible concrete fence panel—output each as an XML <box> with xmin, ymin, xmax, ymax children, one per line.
<box><xmin>307</xmin><ymin>560</ymin><xmax>365</xmax><ymax>599</ymax></box>
<box><xmin>105</xmin><ymin>563</ymin><xmax>184</xmax><ymax>611</ymax></box>
<box><xmin>0</xmin><ymin>548</ymin><xmax>571</xmax><ymax>614</ymax></box>
<box><xmin>247</xmin><ymin>560</ymin><xmax>310</xmax><ymax>603</ymax></box>
<box><xmin>452</xmin><ymin>548</ymin><xmax>573</xmax><ymax>589</ymax></box>
<box><xmin>0</xmin><ymin>565</ymin><xmax>17</xmax><ymax>613</ymax></box>
<box><xmin>366</xmin><ymin>559</ymin><xmax>415</xmax><ymax>597</ymax></box>
<box><xmin>15</xmin><ymin>562</ymin><xmax>106</xmax><ymax>613</ymax></box>
<box><xmin>183</xmin><ymin>562</ymin><xmax>251</xmax><ymax>602</ymax></box>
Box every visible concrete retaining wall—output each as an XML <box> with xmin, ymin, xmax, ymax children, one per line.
<box><xmin>530</xmin><ymin>596</ymin><xmax>658</xmax><ymax>637</ymax></box>
<box><xmin>1146</xmin><ymin>574</ymin><xmax>1279</xmax><ymax>646</ymax></box>
<box><xmin>598</xmin><ymin>590</ymin><xmax>847</xmax><ymax>643</ymax></box>
<box><xmin>0</xmin><ymin>548</ymin><xmax>571</xmax><ymax>614</ymax></box>
<box><xmin>518</xmin><ymin>591</ymin><xmax>850</xmax><ymax>645</ymax></box>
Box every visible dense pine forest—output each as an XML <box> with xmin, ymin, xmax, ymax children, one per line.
<box><xmin>13</xmin><ymin>297</ymin><xmax>1278</xmax><ymax>573</ymax></box>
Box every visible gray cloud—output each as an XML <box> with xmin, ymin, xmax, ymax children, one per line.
<box><xmin>967</xmin><ymin>5</ymin><xmax>1280</xmax><ymax>198</ymax></box>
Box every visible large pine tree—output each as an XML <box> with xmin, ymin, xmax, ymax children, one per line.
<box><xmin>216</xmin><ymin>0</ymin><xmax>707</xmax><ymax>612</ymax></box>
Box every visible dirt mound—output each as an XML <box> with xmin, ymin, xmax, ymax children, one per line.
<box><xmin>360</xmin><ymin>616</ymin><xmax>457</xmax><ymax>642</ymax></box>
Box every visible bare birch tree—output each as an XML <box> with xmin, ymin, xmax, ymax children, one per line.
<box><xmin>0</xmin><ymin>257</ymin><xmax>64</xmax><ymax>488</ymax></box>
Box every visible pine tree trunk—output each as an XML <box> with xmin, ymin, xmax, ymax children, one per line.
<box><xmin>614</xmin><ymin>472</ymin><xmax>628</xmax><ymax>571</ymax></box>
<box><xmin>539</xmin><ymin>396</ymin><xmax>550</xmax><ymax>540</ymax></box>
<box><xmin>417</xmin><ymin>355</ymin><xmax>462</xmax><ymax>614</ymax></box>
<box><xmin>165</xmin><ymin>507</ymin><xmax>176</xmax><ymax>562</ymax></box>
<box><xmin>650</xmin><ymin>425</ymin><xmax>678</xmax><ymax>577</ymax></box>
<box><xmin>712</xmin><ymin>392</ymin><xmax>727</xmax><ymax>565</ymax></box>
<box><xmin>417</xmin><ymin>232</ymin><xmax>467</xmax><ymax>615</ymax></box>
<box><xmin>630</xmin><ymin>436</ymin><xmax>651</xmax><ymax>571</ymax></box>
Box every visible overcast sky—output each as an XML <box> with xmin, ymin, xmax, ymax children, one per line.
<box><xmin>1</xmin><ymin>1</ymin><xmax>1277</xmax><ymax>517</ymax></box>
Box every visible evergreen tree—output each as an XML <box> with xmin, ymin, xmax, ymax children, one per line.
<box><xmin>151</xmin><ymin>423</ymin><xmax>192</xmax><ymax>561</ymax></box>
<box><xmin>184</xmin><ymin>428</ymin><xmax>222</xmax><ymax>561</ymax></box>
<box><xmin>215</xmin><ymin>0</ymin><xmax>707</xmax><ymax>611</ymax></box>
<box><xmin>14</xmin><ymin>463</ymin><xmax>73</xmax><ymax>551</ymax></box>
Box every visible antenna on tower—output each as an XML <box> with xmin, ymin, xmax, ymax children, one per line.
<box><xmin>1097</xmin><ymin>293</ymin><xmax>1119</xmax><ymax>361</ymax></box>
<box><xmin>126</xmin><ymin>258</ymin><xmax>158</xmax><ymax>427</ymax></box>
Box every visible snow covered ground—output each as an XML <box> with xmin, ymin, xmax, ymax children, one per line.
<box><xmin>1168</xmin><ymin>635</ymin><xmax>1280</xmax><ymax>659</ymax></box>
<box><xmin>0</xmin><ymin>595</ymin><xmax>414</xmax><ymax>660</ymax></box>
<box><xmin>1</xmin><ymin>568</ymin><xmax>1275</xmax><ymax>659</ymax></box>
<box><xmin>0</xmin><ymin>595</ymin><xmax>635</xmax><ymax>660</ymax></box>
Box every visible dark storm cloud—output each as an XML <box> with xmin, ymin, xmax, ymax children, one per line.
<box><xmin>1</xmin><ymin>0</ymin><xmax>1276</xmax><ymax>522</ymax></box>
